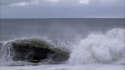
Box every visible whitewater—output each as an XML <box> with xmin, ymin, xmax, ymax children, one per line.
<box><xmin>0</xmin><ymin>19</ymin><xmax>125</xmax><ymax>70</ymax></box>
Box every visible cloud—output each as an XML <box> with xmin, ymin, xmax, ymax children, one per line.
<box><xmin>1</xmin><ymin>0</ymin><xmax>32</xmax><ymax>6</ymax></box>
<box><xmin>49</xmin><ymin>0</ymin><xmax>59</xmax><ymax>2</ymax></box>
<box><xmin>1</xmin><ymin>0</ymin><xmax>124</xmax><ymax>6</ymax></box>
<box><xmin>1</xmin><ymin>0</ymin><xmax>124</xmax><ymax>18</ymax></box>
<box><xmin>4</xmin><ymin>0</ymin><xmax>59</xmax><ymax>6</ymax></box>
<box><xmin>30</xmin><ymin>0</ymin><xmax>39</xmax><ymax>4</ymax></box>
<box><xmin>10</xmin><ymin>2</ymin><xmax>29</xmax><ymax>6</ymax></box>
<box><xmin>9</xmin><ymin>0</ymin><xmax>40</xmax><ymax>6</ymax></box>
<box><xmin>79</xmin><ymin>0</ymin><xmax>89</xmax><ymax>4</ymax></box>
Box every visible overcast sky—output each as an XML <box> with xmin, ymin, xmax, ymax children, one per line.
<box><xmin>1</xmin><ymin>0</ymin><xmax>124</xmax><ymax>18</ymax></box>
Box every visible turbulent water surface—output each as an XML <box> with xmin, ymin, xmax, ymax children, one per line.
<box><xmin>0</xmin><ymin>18</ymin><xmax>125</xmax><ymax>66</ymax></box>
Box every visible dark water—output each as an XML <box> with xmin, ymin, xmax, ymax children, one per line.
<box><xmin>0</xmin><ymin>18</ymin><xmax>124</xmax><ymax>42</ymax></box>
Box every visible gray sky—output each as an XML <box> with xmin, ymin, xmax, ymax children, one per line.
<box><xmin>1</xmin><ymin>0</ymin><xmax>125</xmax><ymax>18</ymax></box>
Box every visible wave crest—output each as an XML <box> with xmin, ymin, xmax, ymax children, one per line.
<box><xmin>68</xmin><ymin>28</ymin><xmax>125</xmax><ymax>64</ymax></box>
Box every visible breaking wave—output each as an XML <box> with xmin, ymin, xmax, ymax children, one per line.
<box><xmin>0</xmin><ymin>37</ymin><xmax>70</xmax><ymax>66</ymax></box>
<box><xmin>0</xmin><ymin>28</ymin><xmax>125</xmax><ymax>66</ymax></box>
<box><xmin>68</xmin><ymin>28</ymin><xmax>125</xmax><ymax>64</ymax></box>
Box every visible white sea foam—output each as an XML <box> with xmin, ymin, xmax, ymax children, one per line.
<box><xmin>68</xmin><ymin>28</ymin><xmax>125</xmax><ymax>64</ymax></box>
<box><xmin>1</xmin><ymin>64</ymin><xmax>125</xmax><ymax>70</ymax></box>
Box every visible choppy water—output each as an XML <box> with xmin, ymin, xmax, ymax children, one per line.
<box><xmin>0</xmin><ymin>18</ymin><xmax>125</xmax><ymax>66</ymax></box>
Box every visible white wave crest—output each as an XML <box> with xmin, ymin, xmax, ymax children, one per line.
<box><xmin>68</xmin><ymin>28</ymin><xmax>125</xmax><ymax>64</ymax></box>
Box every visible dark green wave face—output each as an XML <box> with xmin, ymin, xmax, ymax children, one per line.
<box><xmin>0</xmin><ymin>43</ymin><xmax>2</xmax><ymax>49</ymax></box>
<box><xmin>0</xmin><ymin>38</ymin><xmax>69</xmax><ymax>65</ymax></box>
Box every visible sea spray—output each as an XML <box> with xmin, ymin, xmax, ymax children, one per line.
<box><xmin>68</xmin><ymin>28</ymin><xmax>125</xmax><ymax>64</ymax></box>
<box><xmin>0</xmin><ymin>41</ymin><xmax>13</xmax><ymax>65</ymax></box>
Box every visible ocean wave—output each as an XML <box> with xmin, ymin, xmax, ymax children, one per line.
<box><xmin>68</xmin><ymin>28</ymin><xmax>125</xmax><ymax>64</ymax></box>
<box><xmin>0</xmin><ymin>37</ymin><xmax>69</xmax><ymax>66</ymax></box>
<box><xmin>0</xmin><ymin>28</ymin><xmax>125</xmax><ymax>66</ymax></box>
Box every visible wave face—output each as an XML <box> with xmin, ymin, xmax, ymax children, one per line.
<box><xmin>0</xmin><ymin>38</ymin><xmax>69</xmax><ymax>66</ymax></box>
<box><xmin>68</xmin><ymin>29</ymin><xmax>125</xmax><ymax>64</ymax></box>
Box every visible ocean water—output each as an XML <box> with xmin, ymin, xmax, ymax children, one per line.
<box><xmin>0</xmin><ymin>18</ymin><xmax>125</xmax><ymax>70</ymax></box>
